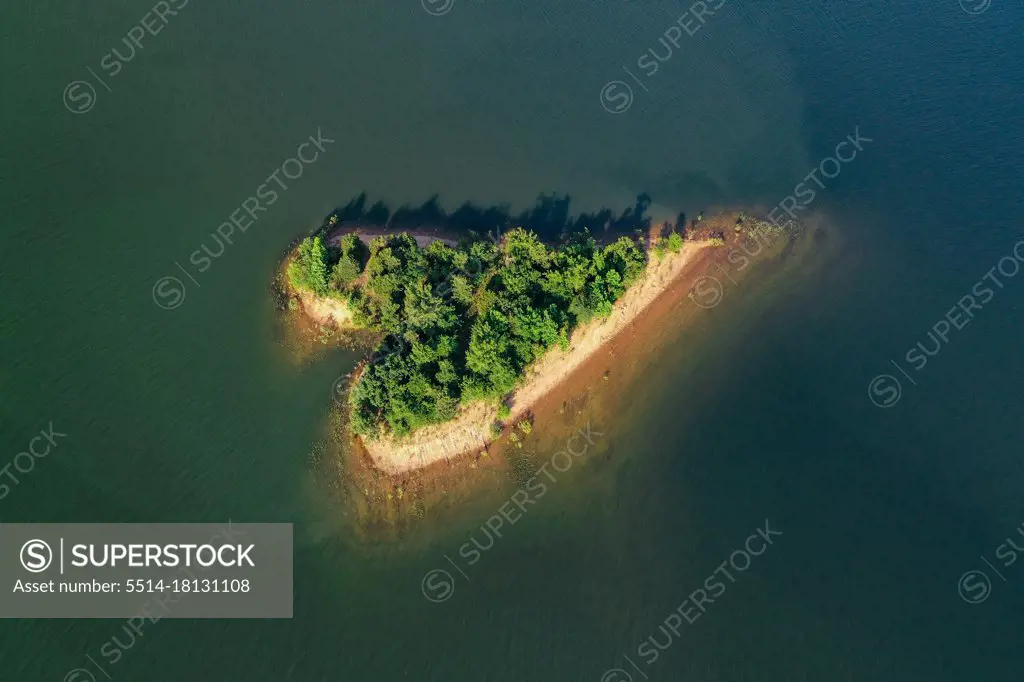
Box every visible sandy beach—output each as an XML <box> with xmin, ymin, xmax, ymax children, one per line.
<box><xmin>289</xmin><ymin>212</ymin><xmax>791</xmax><ymax>475</ymax></box>
<box><xmin>356</xmin><ymin>239</ymin><xmax>713</xmax><ymax>474</ymax></box>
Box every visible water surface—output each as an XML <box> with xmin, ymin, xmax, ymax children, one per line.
<box><xmin>2</xmin><ymin>1</ymin><xmax>1023</xmax><ymax>680</ymax></box>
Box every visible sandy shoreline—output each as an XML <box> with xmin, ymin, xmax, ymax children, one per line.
<box><xmin>355</xmin><ymin>239</ymin><xmax>712</xmax><ymax>474</ymax></box>
<box><xmin>288</xmin><ymin>212</ymin><xmax>790</xmax><ymax>475</ymax></box>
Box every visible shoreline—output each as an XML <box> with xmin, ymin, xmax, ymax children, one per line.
<box><xmin>289</xmin><ymin>210</ymin><xmax>792</xmax><ymax>476</ymax></box>
<box><xmin>359</xmin><ymin>239</ymin><xmax>711</xmax><ymax>474</ymax></box>
<box><xmin>325</xmin><ymin>224</ymin><xmax>460</xmax><ymax>249</ymax></box>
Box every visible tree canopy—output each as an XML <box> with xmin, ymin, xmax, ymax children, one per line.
<box><xmin>289</xmin><ymin>228</ymin><xmax>647</xmax><ymax>438</ymax></box>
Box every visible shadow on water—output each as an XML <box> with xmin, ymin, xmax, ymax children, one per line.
<box><xmin>316</xmin><ymin>190</ymin><xmax>697</xmax><ymax>245</ymax></box>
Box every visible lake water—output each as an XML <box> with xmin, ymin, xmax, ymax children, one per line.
<box><xmin>2</xmin><ymin>1</ymin><xmax>1023</xmax><ymax>680</ymax></box>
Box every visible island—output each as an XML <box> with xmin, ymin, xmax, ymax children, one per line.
<box><xmin>280</xmin><ymin>193</ymin><xmax>794</xmax><ymax>475</ymax></box>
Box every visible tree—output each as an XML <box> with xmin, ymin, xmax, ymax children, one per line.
<box><xmin>288</xmin><ymin>236</ymin><xmax>330</xmax><ymax>295</ymax></box>
<box><xmin>342</xmin><ymin>228</ymin><xmax>651</xmax><ymax>439</ymax></box>
<box><xmin>329</xmin><ymin>233</ymin><xmax>367</xmax><ymax>291</ymax></box>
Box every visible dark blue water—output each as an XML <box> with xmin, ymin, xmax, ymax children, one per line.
<box><xmin>1</xmin><ymin>1</ymin><xmax>1022</xmax><ymax>680</ymax></box>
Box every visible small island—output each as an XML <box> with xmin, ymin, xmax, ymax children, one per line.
<box><xmin>281</xmin><ymin>194</ymin><xmax>792</xmax><ymax>474</ymax></box>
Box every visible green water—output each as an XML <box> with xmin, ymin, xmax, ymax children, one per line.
<box><xmin>3</xmin><ymin>1</ymin><xmax>1024</xmax><ymax>680</ymax></box>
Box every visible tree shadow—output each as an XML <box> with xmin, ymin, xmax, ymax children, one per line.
<box><xmin>320</xmin><ymin>190</ymin><xmax>696</xmax><ymax>245</ymax></box>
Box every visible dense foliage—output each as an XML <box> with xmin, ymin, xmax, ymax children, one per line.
<box><xmin>287</xmin><ymin>233</ymin><xmax>368</xmax><ymax>299</ymax></box>
<box><xmin>291</xmin><ymin>228</ymin><xmax>647</xmax><ymax>438</ymax></box>
<box><xmin>287</xmin><ymin>235</ymin><xmax>331</xmax><ymax>296</ymax></box>
<box><xmin>331</xmin><ymin>233</ymin><xmax>367</xmax><ymax>291</ymax></box>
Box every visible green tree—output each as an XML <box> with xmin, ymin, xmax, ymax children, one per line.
<box><xmin>288</xmin><ymin>236</ymin><xmax>330</xmax><ymax>295</ymax></box>
<box><xmin>343</xmin><ymin>228</ymin><xmax>650</xmax><ymax>439</ymax></box>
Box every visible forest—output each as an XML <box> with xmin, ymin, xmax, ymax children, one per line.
<box><xmin>287</xmin><ymin>225</ymin><xmax>654</xmax><ymax>438</ymax></box>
